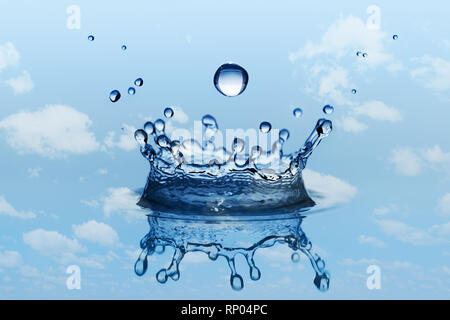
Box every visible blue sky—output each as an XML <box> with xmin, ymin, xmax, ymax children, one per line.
<box><xmin>0</xmin><ymin>0</ymin><xmax>450</xmax><ymax>299</ymax></box>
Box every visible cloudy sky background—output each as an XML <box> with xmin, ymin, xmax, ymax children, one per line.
<box><xmin>0</xmin><ymin>0</ymin><xmax>449</xmax><ymax>299</ymax></box>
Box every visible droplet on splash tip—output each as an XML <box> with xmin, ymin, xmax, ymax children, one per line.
<box><xmin>134</xmin><ymin>129</ymin><xmax>148</xmax><ymax>146</ymax></box>
<box><xmin>213</xmin><ymin>62</ymin><xmax>249</xmax><ymax>97</ymax></box>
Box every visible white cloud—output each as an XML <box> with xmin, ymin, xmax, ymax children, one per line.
<box><xmin>0</xmin><ymin>250</ymin><xmax>22</xmax><ymax>268</ymax></box>
<box><xmin>353</xmin><ymin>101</ymin><xmax>402</xmax><ymax>122</ymax></box>
<box><xmin>289</xmin><ymin>15</ymin><xmax>392</xmax><ymax>67</ymax></box>
<box><xmin>430</xmin><ymin>222</ymin><xmax>450</xmax><ymax>237</ymax></box>
<box><xmin>81</xmin><ymin>199</ymin><xmax>100</xmax><ymax>208</ymax></box>
<box><xmin>96</xmin><ymin>168</ymin><xmax>108</xmax><ymax>175</ymax></box>
<box><xmin>101</xmin><ymin>187</ymin><xmax>143</xmax><ymax>221</ymax></box>
<box><xmin>0</xmin><ymin>105</ymin><xmax>100</xmax><ymax>158</ymax></box>
<box><xmin>103</xmin><ymin>124</ymin><xmax>136</xmax><ymax>151</ymax></box>
<box><xmin>373</xmin><ymin>203</ymin><xmax>398</xmax><ymax>216</ymax></box>
<box><xmin>0</xmin><ymin>196</ymin><xmax>36</xmax><ymax>219</ymax></box>
<box><xmin>303</xmin><ymin>169</ymin><xmax>357</xmax><ymax>208</ymax></box>
<box><xmin>0</xmin><ymin>42</ymin><xmax>19</xmax><ymax>71</ymax></box>
<box><xmin>375</xmin><ymin>220</ymin><xmax>447</xmax><ymax>246</ymax></box>
<box><xmin>357</xmin><ymin>235</ymin><xmax>387</xmax><ymax>248</ymax></box>
<box><xmin>72</xmin><ymin>220</ymin><xmax>119</xmax><ymax>247</ymax></box>
<box><xmin>23</xmin><ymin>229</ymin><xmax>86</xmax><ymax>255</ymax></box>
<box><xmin>390</xmin><ymin>147</ymin><xmax>422</xmax><ymax>176</ymax></box>
<box><xmin>317</xmin><ymin>67</ymin><xmax>353</xmax><ymax>105</ymax></box>
<box><xmin>424</xmin><ymin>145</ymin><xmax>450</xmax><ymax>164</ymax></box>
<box><xmin>436</xmin><ymin>194</ymin><xmax>450</xmax><ymax>217</ymax></box>
<box><xmin>410</xmin><ymin>55</ymin><xmax>450</xmax><ymax>91</ymax></box>
<box><xmin>5</xmin><ymin>70</ymin><xmax>34</xmax><ymax>95</ymax></box>
<box><xmin>27</xmin><ymin>167</ymin><xmax>42</xmax><ymax>178</ymax></box>
<box><xmin>337</xmin><ymin>116</ymin><xmax>367</xmax><ymax>133</ymax></box>
<box><xmin>170</xmin><ymin>106</ymin><xmax>189</xmax><ymax>124</ymax></box>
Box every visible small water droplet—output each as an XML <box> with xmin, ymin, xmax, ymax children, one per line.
<box><xmin>134</xmin><ymin>129</ymin><xmax>148</xmax><ymax>146</ymax></box>
<box><xmin>134</xmin><ymin>78</ymin><xmax>143</xmax><ymax>87</ymax></box>
<box><xmin>154</xmin><ymin>119</ymin><xmax>165</xmax><ymax>133</ymax></box>
<box><xmin>293</xmin><ymin>108</ymin><xmax>303</xmax><ymax>118</ymax></box>
<box><xmin>213</xmin><ymin>63</ymin><xmax>249</xmax><ymax>97</ymax></box>
<box><xmin>322</xmin><ymin>105</ymin><xmax>334</xmax><ymax>115</ymax></box>
<box><xmin>250</xmin><ymin>266</ymin><xmax>261</xmax><ymax>281</ymax></box>
<box><xmin>356</xmin><ymin>51</ymin><xmax>362</xmax><ymax>56</ymax></box>
<box><xmin>164</xmin><ymin>107</ymin><xmax>174</xmax><ymax>118</ymax></box>
<box><xmin>259</xmin><ymin>121</ymin><xmax>271</xmax><ymax>133</ymax></box>
<box><xmin>134</xmin><ymin>256</ymin><xmax>148</xmax><ymax>276</ymax></box>
<box><xmin>362</xmin><ymin>52</ymin><xmax>368</xmax><ymax>58</ymax></box>
<box><xmin>279</xmin><ymin>129</ymin><xmax>290</xmax><ymax>142</ymax></box>
<box><xmin>128</xmin><ymin>87</ymin><xmax>136</xmax><ymax>95</ymax></box>
<box><xmin>156</xmin><ymin>269</ymin><xmax>168</xmax><ymax>284</ymax></box>
<box><xmin>121</xmin><ymin>45</ymin><xmax>127</xmax><ymax>50</ymax></box>
<box><xmin>144</xmin><ymin>121</ymin><xmax>155</xmax><ymax>136</ymax></box>
<box><xmin>109</xmin><ymin>90</ymin><xmax>121</xmax><ymax>103</ymax></box>
<box><xmin>291</xmin><ymin>252</ymin><xmax>301</xmax><ymax>263</ymax></box>
<box><xmin>230</xmin><ymin>274</ymin><xmax>244</xmax><ymax>291</ymax></box>
<box><xmin>393</xmin><ymin>34</ymin><xmax>398</xmax><ymax>40</ymax></box>
<box><xmin>351</xmin><ymin>89</ymin><xmax>357</xmax><ymax>94</ymax></box>
<box><xmin>88</xmin><ymin>35</ymin><xmax>94</xmax><ymax>41</ymax></box>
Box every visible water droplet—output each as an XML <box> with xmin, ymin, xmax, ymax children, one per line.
<box><xmin>362</xmin><ymin>52</ymin><xmax>368</xmax><ymax>58</ymax></box>
<box><xmin>250</xmin><ymin>266</ymin><xmax>261</xmax><ymax>281</ymax></box>
<box><xmin>322</xmin><ymin>105</ymin><xmax>334</xmax><ymax>115</ymax></box>
<box><xmin>134</xmin><ymin>78</ymin><xmax>143</xmax><ymax>87</ymax></box>
<box><xmin>232</xmin><ymin>138</ymin><xmax>245</xmax><ymax>153</ymax></box>
<box><xmin>144</xmin><ymin>121</ymin><xmax>155</xmax><ymax>136</ymax></box>
<box><xmin>213</xmin><ymin>63</ymin><xmax>249</xmax><ymax>97</ymax></box>
<box><xmin>121</xmin><ymin>45</ymin><xmax>127</xmax><ymax>51</ymax></box>
<box><xmin>134</xmin><ymin>256</ymin><xmax>148</xmax><ymax>276</ymax></box>
<box><xmin>351</xmin><ymin>89</ymin><xmax>357</xmax><ymax>94</ymax></box>
<box><xmin>202</xmin><ymin>115</ymin><xmax>218</xmax><ymax>131</ymax></box>
<box><xmin>316</xmin><ymin>119</ymin><xmax>333</xmax><ymax>136</ymax></box>
<box><xmin>88</xmin><ymin>35</ymin><xmax>94</xmax><ymax>41</ymax></box>
<box><xmin>313</xmin><ymin>272</ymin><xmax>330</xmax><ymax>292</ymax></box>
<box><xmin>279</xmin><ymin>129</ymin><xmax>290</xmax><ymax>142</ymax></box>
<box><xmin>356</xmin><ymin>51</ymin><xmax>362</xmax><ymax>56</ymax></box>
<box><xmin>134</xmin><ymin>129</ymin><xmax>148</xmax><ymax>146</ymax></box>
<box><xmin>293</xmin><ymin>108</ymin><xmax>303</xmax><ymax>118</ymax></box>
<box><xmin>259</xmin><ymin>121</ymin><xmax>271</xmax><ymax>133</ymax></box>
<box><xmin>128</xmin><ymin>87</ymin><xmax>136</xmax><ymax>95</ymax></box>
<box><xmin>291</xmin><ymin>252</ymin><xmax>301</xmax><ymax>263</ymax></box>
<box><xmin>164</xmin><ymin>107</ymin><xmax>174</xmax><ymax>118</ymax></box>
<box><xmin>156</xmin><ymin>269</ymin><xmax>168</xmax><ymax>284</ymax></box>
<box><xmin>156</xmin><ymin>135</ymin><xmax>171</xmax><ymax>148</ymax></box>
<box><xmin>393</xmin><ymin>34</ymin><xmax>398</xmax><ymax>40</ymax></box>
<box><xmin>109</xmin><ymin>90</ymin><xmax>121</xmax><ymax>103</ymax></box>
<box><xmin>154</xmin><ymin>119</ymin><xmax>166</xmax><ymax>133</ymax></box>
<box><xmin>230</xmin><ymin>274</ymin><xmax>244</xmax><ymax>291</ymax></box>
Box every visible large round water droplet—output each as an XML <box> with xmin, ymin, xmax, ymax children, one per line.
<box><xmin>213</xmin><ymin>63</ymin><xmax>249</xmax><ymax>97</ymax></box>
<box><xmin>322</xmin><ymin>105</ymin><xmax>334</xmax><ymax>115</ymax></box>
<box><xmin>128</xmin><ymin>87</ymin><xmax>136</xmax><ymax>95</ymax></box>
<box><xmin>121</xmin><ymin>45</ymin><xmax>127</xmax><ymax>51</ymax></box>
<box><xmin>109</xmin><ymin>90</ymin><xmax>121</xmax><ymax>103</ymax></box>
<box><xmin>293</xmin><ymin>108</ymin><xmax>303</xmax><ymax>118</ymax></box>
<box><xmin>393</xmin><ymin>34</ymin><xmax>398</xmax><ymax>40</ymax></box>
<box><xmin>88</xmin><ymin>35</ymin><xmax>94</xmax><ymax>41</ymax></box>
<box><xmin>134</xmin><ymin>129</ymin><xmax>148</xmax><ymax>146</ymax></box>
<box><xmin>134</xmin><ymin>78</ymin><xmax>143</xmax><ymax>87</ymax></box>
<box><xmin>164</xmin><ymin>107</ymin><xmax>174</xmax><ymax>118</ymax></box>
<box><xmin>279</xmin><ymin>129</ymin><xmax>290</xmax><ymax>142</ymax></box>
<box><xmin>259</xmin><ymin>121</ymin><xmax>271</xmax><ymax>133</ymax></box>
<box><xmin>154</xmin><ymin>119</ymin><xmax>166</xmax><ymax>133</ymax></box>
<box><xmin>144</xmin><ymin>121</ymin><xmax>155</xmax><ymax>135</ymax></box>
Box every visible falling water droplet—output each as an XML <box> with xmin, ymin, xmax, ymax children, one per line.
<box><xmin>230</xmin><ymin>274</ymin><xmax>244</xmax><ymax>291</ymax></box>
<box><xmin>88</xmin><ymin>35</ymin><xmax>94</xmax><ymax>41</ymax></box>
<box><xmin>121</xmin><ymin>45</ymin><xmax>127</xmax><ymax>51</ymax></box>
<box><xmin>154</xmin><ymin>119</ymin><xmax>166</xmax><ymax>133</ymax></box>
<box><xmin>291</xmin><ymin>252</ymin><xmax>300</xmax><ymax>263</ymax></box>
<box><xmin>156</xmin><ymin>269</ymin><xmax>168</xmax><ymax>284</ymax></box>
<box><xmin>128</xmin><ymin>87</ymin><xmax>136</xmax><ymax>95</ymax></box>
<box><xmin>393</xmin><ymin>34</ymin><xmax>398</xmax><ymax>40</ymax></box>
<box><xmin>134</xmin><ymin>256</ymin><xmax>148</xmax><ymax>276</ymax></box>
<box><xmin>293</xmin><ymin>108</ymin><xmax>303</xmax><ymax>118</ymax></box>
<box><xmin>362</xmin><ymin>53</ymin><xmax>368</xmax><ymax>58</ymax></box>
<box><xmin>351</xmin><ymin>89</ymin><xmax>357</xmax><ymax>94</ymax></box>
<box><xmin>144</xmin><ymin>121</ymin><xmax>155</xmax><ymax>136</ymax></box>
<box><xmin>250</xmin><ymin>266</ymin><xmax>261</xmax><ymax>281</ymax></box>
<box><xmin>279</xmin><ymin>129</ymin><xmax>290</xmax><ymax>142</ymax></box>
<box><xmin>109</xmin><ymin>90</ymin><xmax>121</xmax><ymax>103</ymax></box>
<box><xmin>213</xmin><ymin>63</ymin><xmax>249</xmax><ymax>97</ymax></box>
<box><xmin>356</xmin><ymin>51</ymin><xmax>361</xmax><ymax>56</ymax></box>
<box><xmin>164</xmin><ymin>107</ymin><xmax>174</xmax><ymax>118</ymax></box>
<box><xmin>259</xmin><ymin>121</ymin><xmax>271</xmax><ymax>133</ymax></box>
<box><xmin>134</xmin><ymin>129</ymin><xmax>148</xmax><ymax>146</ymax></box>
<box><xmin>322</xmin><ymin>105</ymin><xmax>334</xmax><ymax>115</ymax></box>
<box><xmin>134</xmin><ymin>78</ymin><xmax>144</xmax><ymax>87</ymax></box>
